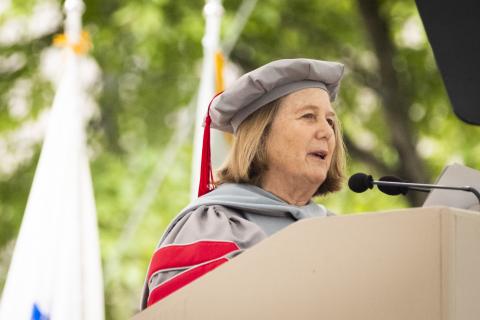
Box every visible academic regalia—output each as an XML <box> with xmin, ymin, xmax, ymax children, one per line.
<box><xmin>141</xmin><ymin>58</ymin><xmax>345</xmax><ymax>309</ymax></box>
<box><xmin>140</xmin><ymin>183</ymin><xmax>333</xmax><ymax>309</ymax></box>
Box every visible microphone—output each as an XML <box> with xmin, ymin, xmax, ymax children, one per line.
<box><xmin>348</xmin><ymin>172</ymin><xmax>480</xmax><ymax>202</ymax></box>
<box><xmin>347</xmin><ymin>172</ymin><xmax>373</xmax><ymax>193</ymax></box>
<box><xmin>376</xmin><ymin>176</ymin><xmax>407</xmax><ymax>195</ymax></box>
<box><xmin>376</xmin><ymin>176</ymin><xmax>430</xmax><ymax>195</ymax></box>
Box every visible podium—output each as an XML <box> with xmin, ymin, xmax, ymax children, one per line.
<box><xmin>133</xmin><ymin>207</ymin><xmax>480</xmax><ymax>319</ymax></box>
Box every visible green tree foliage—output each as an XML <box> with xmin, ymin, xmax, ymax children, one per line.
<box><xmin>1</xmin><ymin>0</ymin><xmax>479</xmax><ymax>318</ymax></box>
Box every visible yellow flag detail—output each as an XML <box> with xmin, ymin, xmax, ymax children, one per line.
<box><xmin>214</xmin><ymin>51</ymin><xmax>234</xmax><ymax>145</ymax></box>
<box><xmin>214</xmin><ymin>51</ymin><xmax>225</xmax><ymax>94</ymax></box>
<box><xmin>53</xmin><ymin>31</ymin><xmax>92</xmax><ymax>55</ymax></box>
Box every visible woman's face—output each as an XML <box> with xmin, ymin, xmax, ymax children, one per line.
<box><xmin>265</xmin><ymin>88</ymin><xmax>336</xmax><ymax>187</ymax></box>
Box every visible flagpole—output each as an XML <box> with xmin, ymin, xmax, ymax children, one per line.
<box><xmin>64</xmin><ymin>0</ymin><xmax>85</xmax><ymax>43</ymax></box>
<box><xmin>190</xmin><ymin>0</ymin><xmax>224</xmax><ymax>200</ymax></box>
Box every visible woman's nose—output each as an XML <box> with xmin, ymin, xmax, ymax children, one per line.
<box><xmin>315</xmin><ymin>119</ymin><xmax>334</xmax><ymax>140</ymax></box>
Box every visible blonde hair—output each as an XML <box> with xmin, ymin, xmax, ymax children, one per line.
<box><xmin>216</xmin><ymin>98</ymin><xmax>346</xmax><ymax>196</ymax></box>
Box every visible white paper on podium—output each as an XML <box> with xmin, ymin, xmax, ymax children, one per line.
<box><xmin>423</xmin><ymin>163</ymin><xmax>480</xmax><ymax>211</ymax></box>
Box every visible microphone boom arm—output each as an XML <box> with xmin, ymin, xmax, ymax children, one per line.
<box><xmin>374</xmin><ymin>180</ymin><xmax>480</xmax><ymax>202</ymax></box>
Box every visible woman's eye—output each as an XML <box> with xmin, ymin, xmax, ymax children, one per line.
<box><xmin>302</xmin><ymin>113</ymin><xmax>316</xmax><ymax>120</ymax></box>
<box><xmin>327</xmin><ymin>118</ymin><xmax>335</xmax><ymax>128</ymax></box>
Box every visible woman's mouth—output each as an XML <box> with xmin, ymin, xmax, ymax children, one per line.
<box><xmin>308</xmin><ymin>150</ymin><xmax>327</xmax><ymax>160</ymax></box>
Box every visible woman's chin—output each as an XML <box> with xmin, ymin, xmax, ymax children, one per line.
<box><xmin>304</xmin><ymin>174</ymin><xmax>327</xmax><ymax>187</ymax></box>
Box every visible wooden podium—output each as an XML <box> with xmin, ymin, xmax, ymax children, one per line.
<box><xmin>133</xmin><ymin>207</ymin><xmax>480</xmax><ymax>320</ymax></box>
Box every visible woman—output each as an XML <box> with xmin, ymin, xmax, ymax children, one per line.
<box><xmin>141</xmin><ymin>58</ymin><xmax>346</xmax><ymax>309</ymax></box>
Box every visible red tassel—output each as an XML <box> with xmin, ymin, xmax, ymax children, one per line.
<box><xmin>198</xmin><ymin>92</ymin><xmax>223</xmax><ymax>197</ymax></box>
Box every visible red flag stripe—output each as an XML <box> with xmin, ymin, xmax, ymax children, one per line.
<box><xmin>147</xmin><ymin>240</ymin><xmax>239</xmax><ymax>280</ymax></box>
<box><xmin>147</xmin><ymin>257</ymin><xmax>228</xmax><ymax>307</ymax></box>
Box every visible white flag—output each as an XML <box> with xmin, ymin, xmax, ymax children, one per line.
<box><xmin>0</xmin><ymin>48</ymin><xmax>104</xmax><ymax>320</ymax></box>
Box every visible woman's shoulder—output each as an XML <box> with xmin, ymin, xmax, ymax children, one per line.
<box><xmin>161</xmin><ymin>204</ymin><xmax>267</xmax><ymax>250</ymax></box>
<box><xmin>142</xmin><ymin>204</ymin><xmax>265</xmax><ymax>309</ymax></box>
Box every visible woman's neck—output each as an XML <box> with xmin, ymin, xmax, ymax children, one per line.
<box><xmin>260</xmin><ymin>171</ymin><xmax>318</xmax><ymax>206</ymax></box>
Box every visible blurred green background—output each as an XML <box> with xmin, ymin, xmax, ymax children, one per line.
<box><xmin>1</xmin><ymin>0</ymin><xmax>479</xmax><ymax>318</ymax></box>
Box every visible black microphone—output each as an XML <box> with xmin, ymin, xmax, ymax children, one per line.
<box><xmin>348</xmin><ymin>172</ymin><xmax>480</xmax><ymax>202</ymax></box>
<box><xmin>376</xmin><ymin>176</ymin><xmax>407</xmax><ymax>195</ymax></box>
<box><xmin>377</xmin><ymin>176</ymin><xmax>431</xmax><ymax>195</ymax></box>
<box><xmin>348</xmin><ymin>172</ymin><xmax>373</xmax><ymax>193</ymax></box>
